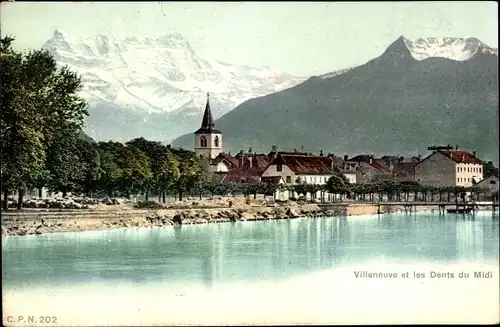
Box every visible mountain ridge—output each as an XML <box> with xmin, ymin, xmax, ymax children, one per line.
<box><xmin>41</xmin><ymin>29</ymin><xmax>306</xmax><ymax>142</ymax></box>
<box><xmin>172</xmin><ymin>36</ymin><xmax>498</xmax><ymax>163</ymax></box>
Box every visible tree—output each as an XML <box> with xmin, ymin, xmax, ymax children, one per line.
<box><xmin>97</xmin><ymin>141</ymin><xmax>125</xmax><ymax>197</ymax></box>
<box><xmin>46</xmin><ymin>131</ymin><xmax>84</xmax><ymax>197</ymax></box>
<box><xmin>483</xmin><ymin>161</ymin><xmax>499</xmax><ymax>177</ymax></box>
<box><xmin>174</xmin><ymin>152</ymin><xmax>209</xmax><ymax>201</ymax></box>
<box><xmin>116</xmin><ymin>146</ymin><xmax>153</xmax><ymax>198</ymax></box>
<box><xmin>155</xmin><ymin>153</ymin><xmax>180</xmax><ymax>203</ymax></box>
<box><xmin>74</xmin><ymin>139</ymin><xmax>101</xmax><ymax>197</ymax></box>
<box><xmin>1</xmin><ymin>36</ymin><xmax>87</xmax><ymax>209</ymax></box>
<box><xmin>325</xmin><ymin>175</ymin><xmax>351</xmax><ymax>202</ymax></box>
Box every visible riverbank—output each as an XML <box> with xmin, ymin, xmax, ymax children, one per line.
<box><xmin>1</xmin><ymin>197</ymin><xmax>493</xmax><ymax>237</ymax></box>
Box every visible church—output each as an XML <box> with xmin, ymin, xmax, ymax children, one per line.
<box><xmin>194</xmin><ymin>93</ymin><xmax>223</xmax><ymax>160</ymax></box>
<box><xmin>193</xmin><ymin>93</ymin><xmax>361</xmax><ymax>186</ymax></box>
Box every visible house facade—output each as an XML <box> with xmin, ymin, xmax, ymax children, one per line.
<box><xmin>415</xmin><ymin>149</ymin><xmax>483</xmax><ymax>187</ymax></box>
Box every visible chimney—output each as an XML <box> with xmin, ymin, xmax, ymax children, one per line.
<box><xmin>301</xmin><ymin>146</ymin><xmax>304</xmax><ymax>152</ymax></box>
<box><xmin>271</xmin><ymin>145</ymin><xmax>278</xmax><ymax>153</ymax></box>
<box><xmin>248</xmin><ymin>147</ymin><xmax>252</xmax><ymax>154</ymax></box>
<box><xmin>369</xmin><ymin>158</ymin><xmax>373</xmax><ymax>164</ymax></box>
<box><xmin>473</xmin><ymin>151</ymin><xmax>477</xmax><ymax>157</ymax></box>
<box><xmin>319</xmin><ymin>149</ymin><xmax>323</xmax><ymax>156</ymax></box>
<box><xmin>462</xmin><ymin>154</ymin><xmax>465</xmax><ymax>162</ymax></box>
<box><xmin>294</xmin><ymin>148</ymin><xmax>297</xmax><ymax>153</ymax></box>
<box><xmin>455</xmin><ymin>144</ymin><xmax>459</xmax><ymax>150</ymax></box>
<box><xmin>344</xmin><ymin>155</ymin><xmax>348</xmax><ymax>161</ymax></box>
<box><xmin>239</xmin><ymin>150</ymin><xmax>244</xmax><ymax>167</ymax></box>
<box><xmin>249</xmin><ymin>155</ymin><xmax>253</xmax><ymax>169</ymax></box>
<box><xmin>418</xmin><ymin>155</ymin><xmax>422</xmax><ymax>162</ymax></box>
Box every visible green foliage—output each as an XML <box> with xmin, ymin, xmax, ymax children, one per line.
<box><xmin>325</xmin><ymin>174</ymin><xmax>351</xmax><ymax>194</ymax></box>
<box><xmin>1</xmin><ymin>36</ymin><xmax>88</xmax><ymax>206</ymax></box>
<box><xmin>483</xmin><ymin>161</ymin><xmax>499</xmax><ymax>177</ymax></box>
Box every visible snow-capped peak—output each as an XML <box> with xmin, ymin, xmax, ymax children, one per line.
<box><xmin>40</xmin><ymin>29</ymin><xmax>305</xmax><ymax>142</ymax></box>
<box><xmin>402</xmin><ymin>36</ymin><xmax>498</xmax><ymax>61</ymax></box>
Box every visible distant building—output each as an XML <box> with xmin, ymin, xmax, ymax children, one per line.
<box><xmin>346</xmin><ymin>155</ymin><xmax>392</xmax><ymax>183</ymax></box>
<box><xmin>210</xmin><ymin>153</ymin><xmax>239</xmax><ymax>173</ymax></box>
<box><xmin>194</xmin><ymin>93</ymin><xmax>222</xmax><ymax>160</ymax></box>
<box><xmin>414</xmin><ymin>149</ymin><xmax>483</xmax><ymax>187</ymax></box>
<box><xmin>473</xmin><ymin>172</ymin><xmax>498</xmax><ymax>196</ymax></box>
<box><xmin>223</xmin><ymin>152</ymin><xmax>272</xmax><ymax>183</ymax></box>
<box><xmin>261</xmin><ymin>152</ymin><xmax>341</xmax><ymax>185</ymax></box>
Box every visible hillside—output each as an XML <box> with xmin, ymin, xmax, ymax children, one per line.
<box><xmin>172</xmin><ymin>36</ymin><xmax>499</xmax><ymax>162</ymax></box>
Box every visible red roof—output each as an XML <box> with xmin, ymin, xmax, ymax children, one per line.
<box><xmin>223</xmin><ymin>154</ymin><xmax>271</xmax><ymax>183</ymax></box>
<box><xmin>348</xmin><ymin>155</ymin><xmax>389</xmax><ymax>172</ymax></box>
<box><xmin>438</xmin><ymin>150</ymin><xmax>482</xmax><ymax>164</ymax></box>
<box><xmin>274</xmin><ymin>154</ymin><xmax>338</xmax><ymax>175</ymax></box>
<box><xmin>269</xmin><ymin>151</ymin><xmax>310</xmax><ymax>156</ymax></box>
<box><xmin>328</xmin><ymin>155</ymin><xmax>346</xmax><ymax>169</ymax></box>
<box><xmin>212</xmin><ymin>153</ymin><xmax>238</xmax><ymax>168</ymax></box>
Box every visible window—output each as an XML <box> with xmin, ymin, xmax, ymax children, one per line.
<box><xmin>479</xmin><ymin>167</ymin><xmax>482</xmax><ymax>173</ymax></box>
<box><xmin>457</xmin><ymin>178</ymin><xmax>460</xmax><ymax>183</ymax></box>
<box><xmin>277</xmin><ymin>164</ymin><xmax>282</xmax><ymax>172</ymax></box>
<box><xmin>200</xmin><ymin>135</ymin><xmax>207</xmax><ymax>147</ymax></box>
<box><xmin>490</xmin><ymin>180</ymin><xmax>497</xmax><ymax>185</ymax></box>
<box><xmin>286</xmin><ymin>176</ymin><xmax>291</xmax><ymax>183</ymax></box>
<box><xmin>214</xmin><ymin>136</ymin><xmax>219</xmax><ymax>147</ymax></box>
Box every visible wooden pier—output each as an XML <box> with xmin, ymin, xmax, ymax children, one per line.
<box><xmin>373</xmin><ymin>201</ymin><xmax>498</xmax><ymax>215</ymax></box>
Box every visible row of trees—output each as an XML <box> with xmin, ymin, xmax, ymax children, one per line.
<box><xmin>0</xmin><ymin>36</ymin><xmax>211</xmax><ymax>210</ymax></box>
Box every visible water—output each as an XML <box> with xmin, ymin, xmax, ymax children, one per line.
<box><xmin>2</xmin><ymin>212</ymin><xmax>499</xmax><ymax>325</ymax></box>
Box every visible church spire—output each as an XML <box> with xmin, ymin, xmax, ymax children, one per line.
<box><xmin>194</xmin><ymin>92</ymin><xmax>220</xmax><ymax>134</ymax></box>
<box><xmin>200</xmin><ymin>92</ymin><xmax>214</xmax><ymax>130</ymax></box>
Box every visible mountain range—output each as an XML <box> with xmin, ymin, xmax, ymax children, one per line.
<box><xmin>42</xmin><ymin>30</ymin><xmax>305</xmax><ymax>143</ymax></box>
<box><xmin>172</xmin><ymin>36</ymin><xmax>499</xmax><ymax>162</ymax></box>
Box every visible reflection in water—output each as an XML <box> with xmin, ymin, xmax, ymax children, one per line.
<box><xmin>2</xmin><ymin>212</ymin><xmax>499</xmax><ymax>290</ymax></box>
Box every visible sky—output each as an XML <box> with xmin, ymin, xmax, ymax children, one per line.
<box><xmin>1</xmin><ymin>1</ymin><xmax>498</xmax><ymax>76</ymax></box>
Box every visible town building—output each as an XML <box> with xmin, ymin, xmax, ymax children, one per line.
<box><xmin>261</xmin><ymin>151</ymin><xmax>341</xmax><ymax>185</ymax></box>
<box><xmin>414</xmin><ymin>148</ymin><xmax>484</xmax><ymax>187</ymax></box>
<box><xmin>345</xmin><ymin>155</ymin><xmax>392</xmax><ymax>183</ymax></box>
<box><xmin>473</xmin><ymin>172</ymin><xmax>499</xmax><ymax>197</ymax></box>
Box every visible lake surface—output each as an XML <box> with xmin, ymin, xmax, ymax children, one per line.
<box><xmin>3</xmin><ymin>211</ymin><xmax>499</xmax><ymax>325</ymax></box>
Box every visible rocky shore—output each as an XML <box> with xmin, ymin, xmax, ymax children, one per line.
<box><xmin>3</xmin><ymin>196</ymin><xmax>483</xmax><ymax>237</ymax></box>
<box><xmin>1</xmin><ymin>197</ymin><xmax>343</xmax><ymax>237</ymax></box>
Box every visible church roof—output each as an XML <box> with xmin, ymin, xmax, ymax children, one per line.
<box><xmin>195</xmin><ymin>92</ymin><xmax>221</xmax><ymax>134</ymax></box>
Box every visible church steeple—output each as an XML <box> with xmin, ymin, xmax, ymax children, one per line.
<box><xmin>194</xmin><ymin>92</ymin><xmax>222</xmax><ymax>160</ymax></box>
<box><xmin>195</xmin><ymin>92</ymin><xmax>220</xmax><ymax>134</ymax></box>
<box><xmin>200</xmin><ymin>92</ymin><xmax>214</xmax><ymax>130</ymax></box>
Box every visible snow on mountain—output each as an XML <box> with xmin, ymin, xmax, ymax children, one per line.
<box><xmin>403</xmin><ymin>36</ymin><xmax>498</xmax><ymax>61</ymax></box>
<box><xmin>319</xmin><ymin>37</ymin><xmax>497</xmax><ymax>80</ymax></box>
<box><xmin>41</xmin><ymin>29</ymin><xmax>305</xmax><ymax>118</ymax></box>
